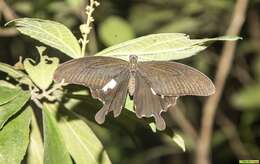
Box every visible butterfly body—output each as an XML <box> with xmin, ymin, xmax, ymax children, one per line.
<box><xmin>54</xmin><ymin>55</ymin><xmax>215</xmax><ymax>130</ymax></box>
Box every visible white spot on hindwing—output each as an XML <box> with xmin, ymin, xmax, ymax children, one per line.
<box><xmin>102</xmin><ymin>79</ymin><xmax>117</xmax><ymax>92</ymax></box>
<box><xmin>150</xmin><ymin>88</ymin><xmax>156</xmax><ymax>95</ymax></box>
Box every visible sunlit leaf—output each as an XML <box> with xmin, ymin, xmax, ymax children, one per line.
<box><xmin>149</xmin><ymin>122</ymin><xmax>157</xmax><ymax>133</ymax></box>
<box><xmin>27</xmin><ymin>110</ymin><xmax>44</xmax><ymax>164</ymax></box>
<box><xmin>9</xmin><ymin>18</ymin><xmax>82</xmax><ymax>59</ymax></box>
<box><xmin>0</xmin><ymin>89</ymin><xmax>30</xmax><ymax>129</ymax></box>
<box><xmin>43</xmin><ymin>103</ymin><xmax>72</xmax><ymax>164</ymax></box>
<box><xmin>98</xmin><ymin>16</ymin><xmax>135</xmax><ymax>46</ymax></box>
<box><xmin>124</xmin><ymin>95</ymin><xmax>134</xmax><ymax>113</ymax></box>
<box><xmin>231</xmin><ymin>84</ymin><xmax>260</xmax><ymax>110</ymax></box>
<box><xmin>0</xmin><ymin>106</ymin><xmax>32</xmax><ymax>164</ymax></box>
<box><xmin>0</xmin><ymin>86</ymin><xmax>21</xmax><ymax>105</ymax></box>
<box><xmin>172</xmin><ymin>133</ymin><xmax>186</xmax><ymax>152</ymax></box>
<box><xmin>0</xmin><ymin>62</ymin><xmax>33</xmax><ymax>86</ymax></box>
<box><xmin>96</xmin><ymin>33</ymin><xmax>241</xmax><ymax>61</ymax></box>
<box><xmin>0</xmin><ymin>80</ymin><xmax>16</xmax><ymax>88</ymax></box>
<box><xmin>24</xmin><ymin>47</ymin><xmax>59</xmax><ymax>90</ymax></box>
<box><xmin>57</xmin><ymin>107</ymin><xmax>111</xmax><ymax>164</ymax></box>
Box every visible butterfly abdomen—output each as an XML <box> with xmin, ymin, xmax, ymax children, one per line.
<box><xmin>128</xmin><ymin>73</ymin><xmax>135</xmax><ymax>96</ymax></box>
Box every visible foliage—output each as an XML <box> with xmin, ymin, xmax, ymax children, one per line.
<box><xmin>9</xmin><ymin>18</ymin><xmax>82</xmax><ymax>59</ymax></box>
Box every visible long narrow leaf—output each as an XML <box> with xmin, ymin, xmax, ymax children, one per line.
<box><xmin>0</xmin><ymin>62</ymin><xmax>33</xmax><ymax>86</ymax></box>
<box><xmin>97</xmin><ymin>33</ymin><xmax>241</xmax><ymax>61</ymax></box>
<box><xmin>0</xmin><ymin>106</ymin><xmax>32</xmax><ymax>164</ymax></box>
<box><xmin>0</xmin><ymin>86</ymin><xmax>21</xmax><ymax>105</ymax></box>
<box><xmin>58</xmin><ymin>108</ymin><xmax>111</xmax><ymax>164</ymax></box>
<box><xmin>0</xmin><ymin>89</ymin><xmax>30</xmax><ymax>129</ymax></box>
<box><xmin>43</xmin><ymin>103</ymin><xmax>72</xmax><ymax>164</ymax></box>
<box><xmin>27</xmin><ymin>109</ymin><xmax>44</xmax><ymax>164</ymax></box>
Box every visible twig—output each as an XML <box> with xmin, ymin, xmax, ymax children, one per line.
<box><xmin>31</xmin><ymin>96</ymin><xmax>43</xmax><ymax>109</ymax></box>
<box><xmin>30</xmin><ymin>80</ymin><xmax>66</xmax><ymax>108</ymax></box>
<box><xmin>0</xmin><ymin>0</ymin><xmax>18</xmax><ymax>20</ymax></box>
<box><xmin>0</xmin><ymin>27</ymin><xmax>17</xmax><ymax>36</ymax></box>
<box><xmin>0</xmin><ymin>0</ymin><xmax>19</xmax><ymax>36</ymax></box>
<box><xmin>195</xmin><ymin>1</ymin><xmax>249</xmax><ymax>164</ymax></box>
<box><xmin>80</xmin><ymin>0</ymin><xmax>99</xmax><ymax>56</ymax></box>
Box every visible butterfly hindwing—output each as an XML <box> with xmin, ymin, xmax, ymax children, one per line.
<box><xmin>137</xmin><ymin>61</ymin><xmax>215</xmax><ymax>97</ymax></box>
<box><xmin>93</xmin><ymin>70</ymin><xmax>130</xmax><ymax>124</ymax></box>
<box><xmin>133</xmin><ymin>72</ymin><xmax>178</xmax><ymax>130</ymax></box>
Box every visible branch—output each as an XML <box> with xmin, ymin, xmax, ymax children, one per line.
<box><xmin>0</xmin><ymin>0</ymin><xmax>18</xmax><ymax>20</ymax></box>
<box><xmin>0</xmin><ymin>0</ymin><xmax>18</xmax><ymax>36</ymax></box>
<box><xmin>195</xmin><ymin>0</ymin><xmax>249</xmax><ymax>164</ymax></box>
<box><xmin>0</xmin><ymin>27</ymin><xmax>17</xmax><ymax>36</ymax></box>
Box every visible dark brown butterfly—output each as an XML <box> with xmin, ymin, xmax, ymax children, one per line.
<box><xmin>54</xmin><ymin>55</ymin><xmax>215</xmax><ymax>130</ymax></box>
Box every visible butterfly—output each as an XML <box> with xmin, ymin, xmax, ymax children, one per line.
<box><xmin>53</xmin><ymin>55</ymin><xmax>215</xmax><ymax>130</ymax></box>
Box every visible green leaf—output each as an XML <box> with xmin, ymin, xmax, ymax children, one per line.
<box><xmin>0</xmin><ymin>106</ymin><xmax>32</xmax><ymax>164</ymax></box>
<box><xmin>0</xmin><ymin>80</ymin><xmax>16</xmax><ymax>88</ymax></box>
<box><xmin>9</xmin><ymin>18</ymin><xmax>82</xmax><ymax>59</ymax></box>
<box><xmin>43</xmin><ymin>103</ymin><xmax>72</xmax><ymax>164</ymax></box>
<box><xmin>231</xmin><ymin>84</ymin><xmax>260</xmax><ymax>110</ymax></box>
<box><xmin>0</xmin><ymin>90</ymin><xmax>30</xmax><ymax>129</ymax></box>
<box><xmin>0</xmin><ymin>86</ymin><xmax>21</xmax><ymax>105</ymax></box>
<box><xmin>96</xmin><ymin>33</ymin><xmax>241</xmax><ymax>61</ymax></box>
<box><xmin>57</xmin><ymin>107</ymin><xmax>111</xmax><ymax>164</ymax></box>
<box><xmin>124</xmin><ymin>95</ymin><xmax>134</xmax><ymax>113</ymax></box>
<box><xmin>0</xmin><ymin>62</ymin><xmax>33</xmax><ymax>86</ymax></box>
<box><xmin>24</xmin><ymin>47</ymin><xmax>59</xmax><ymax>90</ymax></box>
<box><xmin>148</xmin><ymin>122</ymin><xmax>157</xmax><ymax>133</ymax></box>
<box><xmin>172</xmin><ymin>133</ymin><xmax>186</xmax><ymax>152</ymax></box>
<box><xmin>98</xmin><ymin>16</ymin><xmax>135</xmax><ymax>46</ymax></box>
<box><xmin>27</xmin><ymin>110</ymin><xmax>44</xmax><ymax>164</ymax></box>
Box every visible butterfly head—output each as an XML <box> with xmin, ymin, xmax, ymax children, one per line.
<box><xmin>129</xmin><ymin>55</ymin><xmax>138</xmax><ymax>71</ymax></box>
<box><xmin>129</xmin><ymin>55</ymin><xmax>138</xmax><ymax>63</ymax></box>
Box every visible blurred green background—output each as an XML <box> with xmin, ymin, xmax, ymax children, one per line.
<box><xmin>0</xmin><ymin>0</ymin><xmax>260</xmax><ymax>164</ymax></box>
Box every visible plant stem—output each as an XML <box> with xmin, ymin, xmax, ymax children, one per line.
<box><xmin>81</xmin><ymin>0</ymin><xmax>99</xmax><ymax>56</ymax></box>
<box><xmin>195</xmin><ymin>1</ymin><xmax>249</xmax><ymax>164</ymax></box>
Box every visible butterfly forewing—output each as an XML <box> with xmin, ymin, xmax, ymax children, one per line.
<box><xmin>54</xmin><ymin>56</ymin><xmax>128</xmax><ymax>89</ymax></box>
<box><xmin>137</xmin><ymin>61</ymin><xmax>215</xmax><ymax>97</ymax></box>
